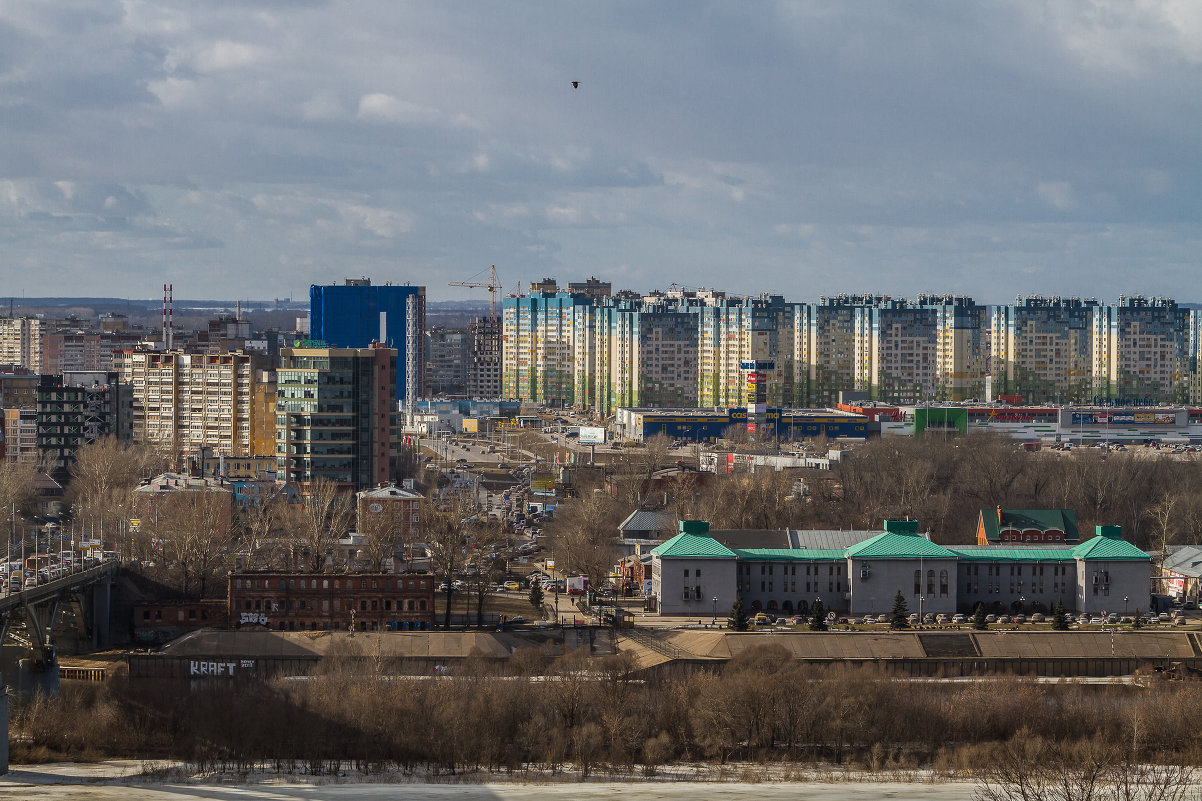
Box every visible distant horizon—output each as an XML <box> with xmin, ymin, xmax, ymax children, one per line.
<box><xmin>6</xmin><ymin>290</ymin><xmax>1202</xmax><ymax>311</ymax></box>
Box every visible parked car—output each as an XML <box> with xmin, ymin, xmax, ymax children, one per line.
<box><xmin>985</xmin><ymin>614</ymin><xmax>997</xmax><ymax>623</ymax></box>
<box><xmin>952</xmin><ymin>614</ymin><xmax>967</xmax><ymax>624</ymax></box>
<box><xmin>1159</xmin><ymin>612</ymin><xmax>1172</xmax><ymax>622</ymax></box>
<box><xmin>1030</xmin><ymin>613</ymin><xmax>1045</xmax><ymax>623</ymax></box>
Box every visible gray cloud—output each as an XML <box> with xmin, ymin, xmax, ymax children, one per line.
<box><xmin>0</xmin><ymin>1</ymin><xmax>1198</xmax><ymax>303</ymax></box>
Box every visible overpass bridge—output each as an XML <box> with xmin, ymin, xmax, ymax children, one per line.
<box><xmin>0</xmin><ymin>558</ymin><xmax>118</xmax><ymax>774</ymax></box>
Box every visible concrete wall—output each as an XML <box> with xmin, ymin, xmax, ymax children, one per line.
<box><xmin>738</xmin><ymin>559</ymin><xmax>847</xmax><ymax>615</ymax></box>
<box><xmin>848</xmin><ymin>557</ymin><xmax>958</xmax><ymax>616</ymax></box>
<box><xmin>957</xmin><ymin>560</ymin><xmax>1078</xmax><ymax>614</ymax></box>
<box><xmin>1078</xmin><ymin>559</ymin><xmax>1152</xmax><ymax>616</ymax></box>
<box><xmin>652</xmin><ymin>556</ymin><xmax>739</xmax><ymax>617</ymax></box>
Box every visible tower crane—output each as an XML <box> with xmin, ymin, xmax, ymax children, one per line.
<box><xmin>449</xmin><ymin>264</ymin><xmax>501</xmax><ymax>319</ymax></box>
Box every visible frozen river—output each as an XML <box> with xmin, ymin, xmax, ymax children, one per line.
<box><xmin>0</xmin><ymin>762</ymin><xmax>981</xmax><ymax>801</ymax></box>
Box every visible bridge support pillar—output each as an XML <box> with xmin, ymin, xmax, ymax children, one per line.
<box><xmin>90</xmin><ymin>579</ymin><xmax>111</xmax><ymax>650</ymax></box>
<box><xmin>0</xmin><ymin>683</ymin><xmax>8</xmax><ymax>774</ymax></box>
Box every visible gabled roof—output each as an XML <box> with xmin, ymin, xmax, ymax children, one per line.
<box><xmin>618</xmin><ymin>509</ymin><xmax>675</xmax><ymax>535</ymax></box>
<box><xmin>1071</xmin><ymin>535</ymin><xmax>1151</xmax><ymax>561</ymax></box>
<box><xmin>357</xmin><ymin>483</ymin><xmax>423</xmax><ymax>500</ymax></box>
<box><xmin>650</xmin><ymin>533</ymin><xmax>736</xmax><ymax>559</ymax></box>
<box><xmin>845</xmin><ymin>531</ymin><xmax>957</xmax><ymax>559</ymax></box>
<box><xmin>979</xmin><ymin>508</ymin><xmax>1079</xmax><ymax>541</ymax></box>
<box><xmin>1163</xmin><ymin>546</ymin><xmax>1202</xmax><ymax>578</ymax></box>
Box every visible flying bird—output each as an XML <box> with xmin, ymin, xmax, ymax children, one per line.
<box><xmin>571</xmin><ymin>81</ymin><xmax>580</xmax><ymax>88</ymax></box>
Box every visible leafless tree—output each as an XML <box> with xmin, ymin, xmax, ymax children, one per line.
<box><xmin>158</xmin><ymin>488</ymin><xmax>235</xmax><ymax>597</ymax></box>
<box><xmin>548</xmin><ymin>490</ymin><xmax>622</xmax><ymax>588</ymax></box>
<box><xmin>422</xmin><ymin>492</ymin><xmax>475</xmax><ymax>628</ymax></box>
<box><xmin>285</xmin><ymin>478</ymin><xmax>354</xmax><ymax>572</ymax></box>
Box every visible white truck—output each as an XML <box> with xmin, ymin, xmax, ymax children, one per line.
<box><xmin>566</xmin><ymin>575</ymin><xmax>590</xmax><ymax>596</ymax></box>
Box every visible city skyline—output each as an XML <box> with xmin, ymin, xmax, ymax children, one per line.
<box><xmin>1</xmin><ymin>2</ymin><xmax>1198</xmax><ymax>303</ymax></box>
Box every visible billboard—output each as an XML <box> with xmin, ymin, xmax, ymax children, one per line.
<box><xmin>579</xmin><ymin>426</ymin><xmax>606</xmax><ymax>445</ymax></box>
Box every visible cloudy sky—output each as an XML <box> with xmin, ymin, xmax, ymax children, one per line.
<box><xmin>1</xmin><ymin>1</ymin><xmax>1199</xmax><ymax>304</ymax></box>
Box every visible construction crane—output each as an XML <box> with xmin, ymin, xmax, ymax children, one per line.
<box><xmin>449</xmin><ymin>264</ymin><xmax>501</xmax><ymax>319</ymax></box>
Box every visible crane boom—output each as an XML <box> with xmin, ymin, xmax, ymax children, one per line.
<box><xmin>448</xmin><ymin>264</ymin><xmax>500</xmax><ymax>319</ymax></box>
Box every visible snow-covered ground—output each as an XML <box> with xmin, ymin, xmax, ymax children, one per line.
<box><xmin>0</xmin><ymin>761</ymin><xmax>983</xmax><ymax>801</ymax></box>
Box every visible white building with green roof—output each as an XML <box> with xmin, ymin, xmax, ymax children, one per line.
<box><xmin>650</xmin><ymin>519</ymin><xmax>1152</xmax><ymax>618</ymax></box>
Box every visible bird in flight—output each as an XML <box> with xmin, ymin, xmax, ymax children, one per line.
<box><xmin>571</xmin><ymin>81</ymin><xmax>580</xmax><ymax>88</ymax></box>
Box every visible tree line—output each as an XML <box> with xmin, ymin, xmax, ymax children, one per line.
<box><xmin>14</xmin><ymin>644</ymin><xmax>1202</xmax><ymax>784</ymax></box>
<box><xmin>577</xmin><ymin>433</ymin><xmax>1202</xmax><ymax>549</ymax></box>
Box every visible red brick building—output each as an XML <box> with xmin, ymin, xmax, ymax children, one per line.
<box><xmin>133</xmin><ymin>600</ymin><xmax>229</xmax><ymax>644</ymax></box>
<box><xmin>228</xmin><ymin>571</ymin><xmax>435</xmax><ymax>631</ymax></box>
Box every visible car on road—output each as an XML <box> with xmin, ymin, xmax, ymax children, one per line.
<box><xmin>1159</xmin><ymin>612</ymin><xmax>1172</xmax><ymax>622</ymax></box>
<box><xmin>503</xmin><ymin>580</ymin><xmax>521</xmax><ymax>592</ymax></box>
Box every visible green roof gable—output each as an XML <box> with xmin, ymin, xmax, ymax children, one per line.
<box><xmin>650</xmin><ymin>532</ymin><xmax>737</xmax><ymax>559</ymax></box>
<box><xmin>845</xmin><ymin>531</ymin><xmax>957</xmax><ymax>559</ymax></box>
<box><xmin>1071</xmin><ymin>535</ymin><xmax>1151</xmax><ymax>561</ymax></box>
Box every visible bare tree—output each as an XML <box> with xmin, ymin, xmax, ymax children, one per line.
<box><xmin>285</xmin><ymin>478</ymin><xmax>354</xmax><ymax>572</ymax></box>
<box><xmin>461</xmin><ymin>519</ymin><xmax>512</xmax><ymax>627</ymax></box>
<box><xmin>236</xmin><ymin>495</ymin><xmax>292</xmax><ymax>570</ymax></box>
<box><xmin>68</xmin><ymin>437</ymin><xmax>167</xmax><ymax>536</ymax></box>
<box><xmin>422</xmin><ymin>492</ymin><xmax>475</xmax><ymax>629</ymax></box>
<box><xmin>548</xmin><ymin>491</ymin><xmax>622</xmax><ymax>588</ymax></box>
<box><xmin>157</xmin><ymin>488</ymin><xmax>235</xmax><ymax>597</ymax></box>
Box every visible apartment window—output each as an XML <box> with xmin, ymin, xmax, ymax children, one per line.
<box><xmin>914</xmin><ymin>570</ymin><xmax>921</xmax><ymax>595</ymax></box>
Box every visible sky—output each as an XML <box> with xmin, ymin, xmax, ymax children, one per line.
<box><xmin>1</xmin><ymin>1</ymin><xmax>1199</xmax><ymax>305</ymax></box>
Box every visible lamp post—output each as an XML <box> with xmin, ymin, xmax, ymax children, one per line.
<box><xmin>712</xmin><ymin>596</ymin><xmax>718</xmax><ymax>626</ymax></box>
<box><xmin>919</xmin><ymin>595</ymin><xmax>924</xmax><ymax>624</ymax></box>
<box><xmin>1124</xmin><ymin>595</ymin><xmax>1129</xmax><ymax>617</ymax></box>
<box><xmin>1020</xmin><ymin>595</ymin><xmax>1026</xmax><ymax>617</ymax></box>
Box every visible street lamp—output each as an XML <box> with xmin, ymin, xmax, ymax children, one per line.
<box><xmin>1124</xmin><ymin>595</ymin><xmax>1129</xmax><ymax>616</ymax></box>
<box><xmin>1020</xmin><ymin>595</ymin><xmax>1025</xmax><ymax>616</ymax></box>
<box><xmin>712</xmin><ymin>596</ymin><xmax>718</xmax><ymax>626</ymax></box>
<box><xmin>919</xmin><ymin>595</ymin><xmax>925</xmax><ymax>624</ymax></box>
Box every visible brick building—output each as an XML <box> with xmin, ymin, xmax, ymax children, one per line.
<box><xmin>228</xmin><ymin>571</ymin><xmax>436</xmax><ymax>631</ymax></box>
<box><xmin>133</xmin><ymin>600</ymin><xmax>229</xmax><ymax>644</ymax></box>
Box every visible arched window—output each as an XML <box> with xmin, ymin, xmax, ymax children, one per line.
<box><xmin>782</xmin><ymin>600</ymin><xmax>794</xmax><ymax>612</ymax></box>
<box><xmin>939</xmin><ymin>569</ymin><xmax>949</xmax><ymax>596</ymax></box>
<box><xmin>767</xmin><ymin>600</ymin><xmax>778</xmax><ymax>611</ymax></box>
<box><xmin>927</xmin><ymin>570</ymin><xmax>935</xmax><ymax>595</ymax></box>
<box><xmin>914</xmin><ymin>570</ymin><xmax>921</xmax><ymax>595</ymax></box>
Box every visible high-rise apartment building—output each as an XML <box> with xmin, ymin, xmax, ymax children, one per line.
<box><xmin>466</xmin><ymin>317</ymin><xmax>501</xmax><ymax>399</ymax></box>
<box><xmin>36</xmin><ymin>371</ymin><xmax>129</xmax><ymax>480</ymax></box>
<box><xmin>991</xmin><ymin>297</ymin><xmax>1098</xmax><ymax>403</ymax></box>
<box><xmin>852</xmin><ymin>300</ymin><xmax>939</xmax><ymax>403</ymax></box>
<box><xmin>918</xmin><ymin>294</ymin><xmax>988</xmax><ymax>401</ymax></box>
<box><xmin>698</xmin><ymin>295</ymin><xmax>797</xmax><ymax>409</ymax></box>
<box><xmin>425</xmin><ymin>327</ymin><xmax>469</xmax><ymax>396</ymax></box>
<box><xmin>275</xmin><ymin>344</ymin><xmax>397</xmax><ymax>493</ymax></box>
<box><xmin>309</xmin><ymin>279</ymin><xmax>425</xmax><ymax>405</ymax></box>
<box><xmin>120</xmin><ymin>350</ymin><xmax>258</xmax><ymax>462</ymax></box>
<box><xmin>0</xmin><ymin>317</ymin><xmax>47</xmax><ymax>372</ymax></box>
<box><xmin>1091</xmin><ymin>296</ymin><xmax>1190</xmax><ymax>403</ymax></box>
<box><xmin>502</xmin><ymin>289</ymin><xmax>590</xmax><ymax>407</ymax></box>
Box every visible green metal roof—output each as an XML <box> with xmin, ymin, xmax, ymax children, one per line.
<box><xmin>734</xmin><ymin>548</ymin><xmax>846</xmax><ymax>561</ymax></box>
<box><xmin>1071</xmin><ymin>535</ymin><xmax>1151</xmax><ymax>561</ymax></box>
<box><xmin>950</xmin><ymin>548</ymin><xmax>1076</xmax><ymax>562</ymax></box>
<box><xmin>650</xmin><ymin>533</ymin><xmax>736</xmax><ymax>559</ymax></box>
<box><xmin>844</xmin><ymin>532</ymin><xmax>957</xmax><ymax>559</ymax></box>
<box><xmin>979</xmin><ymin>508</ymin><xmax>1079</xmax><ymax>541</ymax></box>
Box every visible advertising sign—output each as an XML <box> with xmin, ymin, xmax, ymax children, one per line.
<box><xmin>579</xmin><ymin>426</ymin><xmax>606</xmax><ymax>445</ymax></box>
